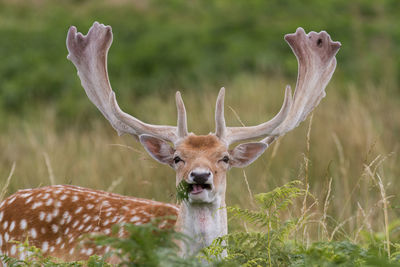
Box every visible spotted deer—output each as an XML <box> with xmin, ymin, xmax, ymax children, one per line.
<box><xmin>0</xmin><ymin>22</ymin><xmax>340</xmax><ymax>262</ymax></box>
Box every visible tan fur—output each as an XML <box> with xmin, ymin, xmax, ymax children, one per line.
<box><xmin>175</xmin><ymin>135</ymin><xmax>228</xmax><ymax>186</ymax></box>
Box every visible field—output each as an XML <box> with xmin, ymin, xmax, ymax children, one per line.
<box><xmin>1</xmin><ymin>0</ymin><xmax>400</xmax><ymax>266</ymax></box>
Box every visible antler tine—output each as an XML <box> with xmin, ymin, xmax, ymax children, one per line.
<box><xmin>222</xmin><ymin>85</ymin><xmax>293</xmax><ymax>144</ymax></box>
<box><xmin>215</xmin><ymin>87</ymin><xmax>226</xmax><ymax>139</ymax></box>
<box><xmin>175</xmin><ymin>91</ymin><xmax>188</xmax><ymax>138</ymax></box>
<box><xmin>67</xmin><ymin>22</ymin><xmax>180</xmax><ymax>144</ymax></box>
<box><xmin>222</xmin><ymin>27</ymin><xmax>340</xmax><ymax>145</ymax></box>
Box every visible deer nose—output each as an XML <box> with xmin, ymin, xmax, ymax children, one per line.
<box><xmin>190</xmin><ymin>171</ymin><xmax>211</xmax><ymax>184</ymax></box>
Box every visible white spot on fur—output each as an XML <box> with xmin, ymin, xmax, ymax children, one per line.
<box><xmin>39</xmin><ymin>212</ymin><xmax>45</xmax><ymax>221</ymax></box>
<box><xmin>75</xmin><ymin>207</ymin><xmax>83</xmax><ymax>214</ymax></box>
<box><xmin>9</xmin><ymin>221</ymin><xmax>15</xmax><ymax>231</ymax></box>
<box><xmin>30</xmin><ymin>228</ymin><xmax>37</xmax><ymax>238</ymax></box>
<box><xmin>8</xmin><ymin>197</ymin><xmax>16</xmax><ymax>204</ymax></box>
<box><xmin>52</xmin><ymin>209</ymin><xmax>59</xmax><ymax>217</ymax></box>
<box><xmin>20</xmin><ymin>193</ymin><xmax>31</xmax><ymax>198</ymax></box>
<box><xmin>52</xmin><ymin>224</ymin><xmax>59</xmax><ymax>233</ymax></box>
<box><xmin>83</xmin><ymin>216</ymin><xmax>91</xmax><ymax>223</ymax></box>
<box><xmin>130</xmin><ymin>216</ymin><xmax>140</xmax><ymax>223</ymax></box>
<box><xmin>86</xmin><ymin>204</ymin><xmax>94</xmax><ymax>209</ymax></box>
<box><xmin>60</xmin><ymin>194</ymin><xmax>68</xmax><ymax>200</ymax></box>
<box><xmin>25</xmin><ymin>196</ymin><xmax>33</xmax><ymax>204</ymax></box>
<box><xmin>41</xmin><ymin>227</ymin><xmax>46</xmax><ymax>234</ymax></box>
<box><xmin>11</xmin><ymin>244</ymin><xmax>16</xmax><ymax>255</ymax></box>
<box><xmin>63</xmin><ymin>211</ymin><xmax>72</xmax><ymax>224</ymax></box>
<box><xmin>45</xmin><ymin>198</ymin><xmax>53</xmax><ymax>206</ymax></box>
<box><xmin>32</xmin><ymin>202</ymin><xmax>43</xmax><ymax>209</ymax></box>
<box><xmin>42</xmin><ymin>242</ymin><xmax>49</xmax><ymax>253</ymax></box>
<box><xmin>86</xmin><ymin>248</ymin><xmax>93</xmax><ymax>256</ymax></box>
<box><xmin>64</xmin><ymin>228</ymin><xmax>70</xmax><ymax>235</ymax></box>
<box><xmin>0</xmin><ymin>211</ymin><xmax>4</xmax><ymax>221</ymax></box>
<box><xmin>46</xmin><ymin>213</ymin><xmax>52</xmax><ymax>223</ymax></box>
<box><xmin>4</xmin><ymin>232</ymin><xmax>9</xmax><ymax>242</ymax></box>
<box><xmin>56</xmin><ymin>237</ymin><xmax>62</xmax><ymax>245</ymax></box>
<box><xmin>101</xmin><ymin>200</ymin><xmax>110</xmax><ymax>207</ymax></box>
<box><xmin>20</xmin><ymin>219</ymin><xmax>27</xmax><ymax>230</ymax></box>
<box><xmin>72</xmin><ymin>196</ymin><xmax>79</xmax><ymax>202</ymax></box>
<box><xmin>3</xmin><ymin>221</ymin><xmax>8</xmax><ymax>230</ymax></box>
<box><xmin>69</xmin><ymin>247</ymin><xmax>74</xmax><ymax>255</ymax></box>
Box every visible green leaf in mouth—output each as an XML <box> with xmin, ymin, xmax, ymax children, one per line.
<box><xmin>176</xmin><ymin>180</ymin><xmax>190</xmax><ymax>203</ymax></box>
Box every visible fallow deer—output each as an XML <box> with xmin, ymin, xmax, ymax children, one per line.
<box><xmin>0</xmin><ymin>22</ymin><xmax>340</xmax><ymax>262</ymax></box>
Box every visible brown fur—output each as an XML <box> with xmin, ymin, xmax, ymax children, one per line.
<box><xmin>0</xmin><ymin>185</ymin><xmax>178</xmax><ymax>262</ymax></box>
<box><xmin>183</xmin><ymin>135</ymin><xmax>219</xmax><ymax>150</ymax></box>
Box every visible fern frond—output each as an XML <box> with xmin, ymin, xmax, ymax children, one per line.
<box><xmin>255</xmin><ymin>180</ymin><xmax>304</xmax><ymax>212</ymax></box>
<box><xmin>228</xmin><ymin>206</ymin><xmax>270</xmax><ymax>226</ymax></box>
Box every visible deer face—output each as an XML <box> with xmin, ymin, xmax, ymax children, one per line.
<box><xmin>140</xmin><ymin>134</ymin><xmax>268</xmax><ymax>204</ymax></box>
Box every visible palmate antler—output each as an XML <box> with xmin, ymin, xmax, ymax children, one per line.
<box><xmin>215</xmin><ymin>27</ymin><xmax>341</xmax><ymax>145</ymax></box>
<box><xmin>66</xmin><ymin>22</ymin><xmax>188</xmax><ymax>144</ymax></box>
<box><xmin>67</xmin><ymin>22</ymin><xmax>340</xmax><ymax>147</ymax></box>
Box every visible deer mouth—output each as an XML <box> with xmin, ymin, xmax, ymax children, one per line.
<box><xmin>189</xmin><ymin>184</ymin><xmax>212</xmax><ymax>194</ymax></box>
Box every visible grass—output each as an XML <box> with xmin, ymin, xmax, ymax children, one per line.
<box><xmin>1</xmin><ymin>75</ymin><xmax>399</xmax><ymax>236</ymax></box>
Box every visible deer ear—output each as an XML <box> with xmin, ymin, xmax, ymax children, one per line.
<box><xmin>139</xmin><ymin>135</ymin><xmax>175</xmax><ymax>166</ymax></box>
<box><xmin>229</xmin><ymin>142</ymin><xmax>268</xmax><ymax>168</ymax></box>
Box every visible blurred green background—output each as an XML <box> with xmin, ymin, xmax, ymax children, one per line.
<box><xmin>1</xmin><ymin>0</ymin><xmax>399</xmax><ymax>123</ymax></box>
<box><xmin>1</xmin><ymin>0</ymin><xmax>400</xmax><ymax>237</ymax></box>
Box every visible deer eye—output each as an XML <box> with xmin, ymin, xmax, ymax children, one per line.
<box><xmin>221</xmin><ymin>156</ymin><xmax>230</xmax><ymax>164</ymax></box>
<box><xmin>174</xmin><ymin>156</ymin><xmax>183</xmax><ymax>164</ymax></box>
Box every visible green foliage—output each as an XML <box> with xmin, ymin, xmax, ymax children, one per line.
<box><xmin>1</xmin><ymin>221</ymin><xmax>200</xmax><ymax>266</ymax></box>
<box><xmin>1</xmin><ymin>0</ymin><xmax>400</xmax><ymax>123</ymax></box>
<box><xmin>0</xmin><ymin>239</ymin><xmax>103</xmax><ymax>266</ymax></box>
<box><xmin>202</xmin><ymin>181</ymin><xmax>400</xmax><ymax>267</ymax></box>
<box><xmin>203</xmin><ymin>180</ymin><xmax>306</xmax><ymax>266</ymax></box>
<box><xmin>176</xmin><ymin>179</ymin><xmax>190</xmax><ymax>204</ymax></box>
<box><xmin>3</xmin><ymin>183</ymin><xmax>400</xmax><ymax>266</ymax></box>
<box><xmin>89</xmin><ymin>221</ymin><xmax>201</xmax><ymax>266</ymax></box>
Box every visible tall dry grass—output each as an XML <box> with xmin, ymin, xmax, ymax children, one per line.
<box><xmin>1</xmin><ymin>75</ymin><xmax>399</xmax><ymax>239</ymax></box>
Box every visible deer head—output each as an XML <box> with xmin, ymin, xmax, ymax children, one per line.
<box><xmin>66</xmin><ymin>22</ymin><xmax>340</xmax><ymax>255</ymax></box>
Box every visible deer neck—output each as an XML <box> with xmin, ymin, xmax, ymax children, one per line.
<box><xmin>176</xmin><ymin>195</ymin><xmax>227</xmax><ymax>256</ymax></box>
